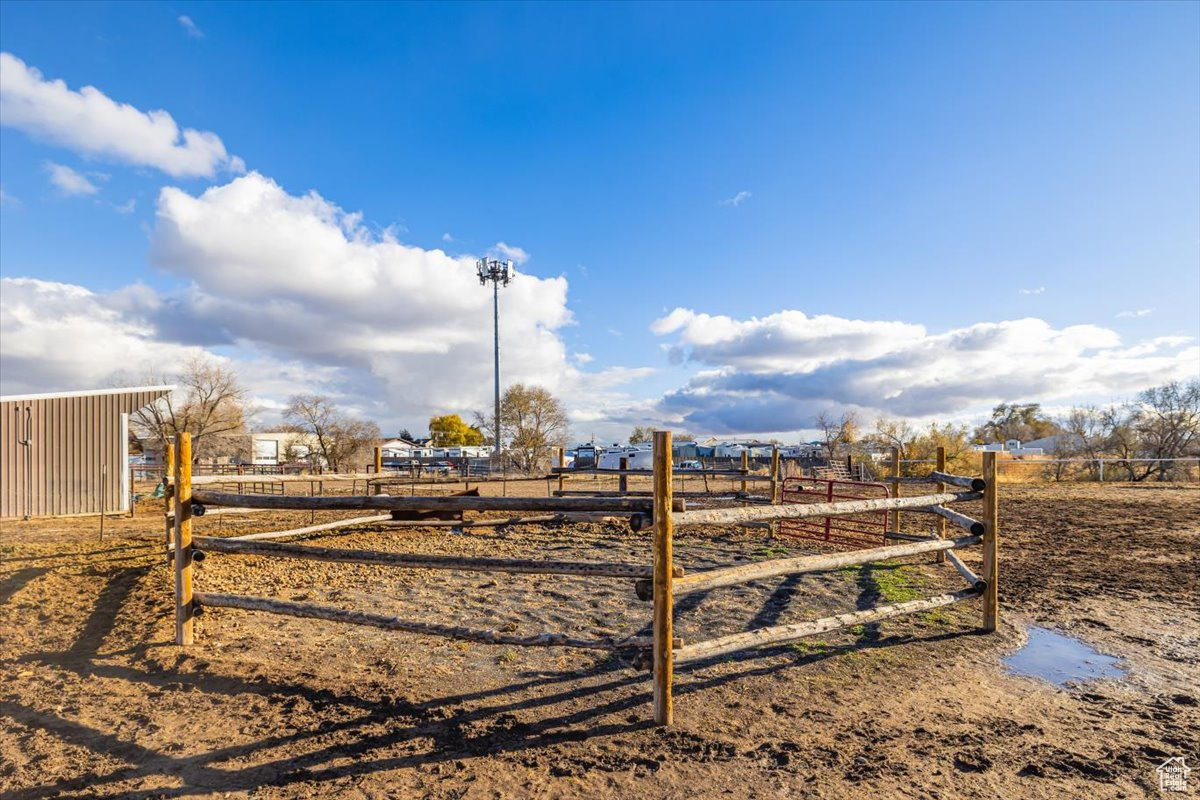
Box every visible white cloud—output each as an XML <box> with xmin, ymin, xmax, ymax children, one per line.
<box><xmin>720</xmin><ymin>190</ymin><xmax>751</xmax><ymax>207</ymax></box>
<box><xmin>573</xmin><ymin>353</ymin><xmax>594</xmax><ymax>365</ymax></box>
<box><xmin>0</xmin><ymin>52</ymin><xmax>241</xmax><ymax>178</ymax></box>
<box><xmin>1116</xmin><ymin>308</ymin><xmax>1153</xmax><ymax>318</ymax></box>
<box><xmin>0</xmin><ymin>186</ymin><xmax>19</xmax><ymax>206</ymax></box>
<box><xmin>178</xmin><ymin>15</ymin><xmax>204</xmax><ymax>39</ymax></box>
<box><xmin>44</xmin><ymin>162</ymin><xmax>99</xmax><ymax>196</ymax></box>
<box><xmin>488</xmin><ymin>241</ymin><xmax>529</xmax><ymax>265</ymax></box>
<box><xmin>441</xmin><ymin>232</ymin><xmax>454</xmax><ymax>242</ymax></box>
<box><xmin>1019</xmin><ymin>287</ymin><xmax>1045</xmax><ymax>295</ymax></box>
<box><xmin>113</xmin><ymin>198</ymin><xmax>137</xmax><ymax>214</ymax></box>
<box><xmin>651</xmin><ymin>306</ymin><xmax>1199</xmax><ymax>433</ymax></box>
<box><xmin>0</xmin><ymin>278</ymin><xmax>207</xmax><ymax>394</ymax></box>
<box><xmin>0</xmin><ymin>172</ymin><xmax>659</xmax><ymax>437</ymax></box>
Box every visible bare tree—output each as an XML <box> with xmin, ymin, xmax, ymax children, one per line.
<box><xmin>1058</xmin><ymin>381</ymin><xmax>1200</xmax><ymax>481</ymax></box>
<box><xmin>1124</xmin><ymin>380</ymin><xmax>1200</xmax><ymax>480</ymax></box>
<box><xmin>628</xmin><ymin>426</ymin><xmax>654</xmax><ymax>444</ymax></box>
<box><xmin>1055</xmin><ymin>406</ymin><xmax>1106</xmax><ymax>480</ymax></box>
<box><xmin>815</xmin><ymin>410</ymin><xmax>858</xmax><ymax>464</ymax></box>
<box><xmin>972</xmin><ymin>402</ymin><xmax>1058</xmax><ymax>445</ymax></box>
<box><xmin>129</xmin><ymin>356</ymin><xmax>249</xmax><ymax>462</ymax></box>
<box><xmin>486</xmin><ymin>384</ymin><xmax>569</xmax><ymax>472</ymax></box>
<box><xmin>869</xmin><ymin>417</ymin><xmax>915</xmax><ymax>461</ymax></box>
<box><xmin>284</xmin><ymin>394</ymin><xmax>381</xmax><ymax>472</ymax></box>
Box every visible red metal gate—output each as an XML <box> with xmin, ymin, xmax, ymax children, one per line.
<box><xmin>779</xmin><ymin>477</ymin><xmax>890</xmax><ymax>548</ymax></box>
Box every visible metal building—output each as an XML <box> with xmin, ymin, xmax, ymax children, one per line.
<box><xmin>0</xmin><ymin>385</ymin><xmax>172</xmax><ymax>518</ymax></box>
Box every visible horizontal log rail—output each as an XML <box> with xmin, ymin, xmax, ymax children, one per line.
<box><xmin>665</xmin><ymin>534</ymin><xmax>981</xmax><ymax>598</ymax></box>
<box><xmin>921</xmin><ymin>505</ymin><xmax>986</xmax><ymax>536</ymax></box>
<box><xmin>192</xmin><ymin>593</ymin><xmax>657</xmax><ymax>650</ymax></box>
<box><xmin>165</xmin><ymin>505</ymin><xmax>274</xmax><ymax>522</ymax></box>
<box><xmin>176</xmin><ymin>472</ymin><xmax>561</xmax><ymax>487</ymax></box>
<box><xmin>554</xmin><ymin>490</ymin><xmax>751</xmax><ymax>499</ymax></box>
<box><xmin>883</xmin><ymin>531</ymin><xmax>935</xmax><ymax>542</ymax></box>
<box><xmin>181</xmin><ymin>472</ymin><xmax>388</xmax><ymax>486</ymax></box>
<box><xmin>191</xmin><ymin>535</ymin><xmax>686</xmax><ymax>579</ymax></box>
<box><xmin>552</xmin><ymin>467</ymin><xmax>767</xmax><ymax>479</ymax></box>
<box><xmin>672</xmin><ymin>587</ymin><xmax>982</xmax><ymax>665</ymax></box>
<box><xmin>228</xmin><ymin>515</ymin><xmax>393</xmax><ymax>541</ymax></box>
<box><xmin>671</xmin><ymin>491</ymin><xmax>981</xmax><ymax>528</ymax></box>
<box><xmin>190</xmin><ymin>490</ymin><xmax>685</xmax><ymax>514</ymax></box>
<box><xmin>928</xmin><ymin>471</ymin><xmax>986</xmax><ymax>491</ymax></box>
<box><xmin>945</xmin><ymin>548</ymin><xmax>985</xmax><ymax>590</ymax></box>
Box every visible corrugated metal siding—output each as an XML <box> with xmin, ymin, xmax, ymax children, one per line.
<box><xmin>0</xmin><ymin>388</ymin><xmax>169</xmax><ymax>517</ymax></box>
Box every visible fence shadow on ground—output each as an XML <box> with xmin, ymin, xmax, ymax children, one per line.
<box><xmin>3</xmin><ymin>553</ymin><xmax>979</xmax><ymax>800</ymax></box>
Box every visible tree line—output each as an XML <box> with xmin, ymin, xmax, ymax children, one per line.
<box><xmin>812</xmin><ymin>380</ymin><xmax>1199</xmax><ymax>481</ymax></box>
<box><xmin>126</xmin><ymin>357</ymin><xmax>570</xmax><ymax>471</ymax></box>
<box><xmin>126</xmin><ymin>357</ymin><xmax>1196</xmax><ymax>480</ymax></box>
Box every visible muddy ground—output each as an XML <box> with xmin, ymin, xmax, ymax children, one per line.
<box><xmin>1</xmin><ymin>481</ymin><xmax>1197</xmax><ymax>799</ymax></box>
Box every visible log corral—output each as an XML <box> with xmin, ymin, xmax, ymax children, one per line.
<box><xmin>166</xmin><ymin>432</ymin><xmax>1001</xmax><ymax>727</ymax></box>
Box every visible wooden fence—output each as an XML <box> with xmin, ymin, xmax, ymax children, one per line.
<box><xmin>166</xmin><ymin>432</ymin><xmax>999</xmax><ymax>727</ymax></box>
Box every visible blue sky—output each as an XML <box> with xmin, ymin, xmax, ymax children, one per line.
<box><xmin>1</xmin><ymin>1</ymin><xmax>1197</xmax><ymax>440</ymax></box>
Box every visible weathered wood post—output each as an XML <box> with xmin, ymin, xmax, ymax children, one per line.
<box><xmin>740</xmin><ymin>449</ymin><xmax>749</xmax><ymax>494</ymax></box>
<box><xmin>163</xmin><ymin>442</ymin><xmax>175</xmax><ymax>555</ymax></box>
<box><xmin>982</xmin><ymin>451</ymin><xmax>999</xmax><ymax>632</ymax></box>
<box><xmin>173</xmin><ymin>432</ymin><xmax>194</xmax><ymax>646</ymax></box>
<box><xmin>889</xmin><ymin>447</ymin><xmax>901</xmax><ymax>533</ymax></box>
<box><xmin>652</xmin><ymin>430</ymin><xmax>674</xmax><ymax>726</ymax></box>
<box><xmin>934</xmin><ymin>446</ymin><xmax>947</xmax><ymax>563</ymax></box>
<box><xmin>374</xmin><ymin>446</ymin><xmax>383</xmax><ymax>474</ymax></box>
<box><xmin>619</xmin><ymin>457</ymin><xmax>628</xmax><ymax>494</ymax></box>
<box><xmin>770</xmin><ymin>446</ymin><xmax>780</xmax><ymax>504</ymax></box>
<box><xmin>556</xmin><ymin>447</ymin><xmax>565</xmax><ymax>495</ymax></box>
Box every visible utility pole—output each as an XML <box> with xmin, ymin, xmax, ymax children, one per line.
<box><xmin>477</xmin><ymin>258</ymin><xmax>513</xmax><ymax>458</ymax></box>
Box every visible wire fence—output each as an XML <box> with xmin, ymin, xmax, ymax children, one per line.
<box><xmin>896</xmin><ymin>456</ymin><xmax>1200</xmax><ymax>483</ymax></box>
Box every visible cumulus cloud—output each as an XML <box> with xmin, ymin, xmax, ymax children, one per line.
<box><xmin>0</xmin><ymin>52</ymin><xmax>241</xmax><ymax>178</ymax></box>
<box><xmin>720</xmin><ymin>190</ymin><xmax>751</xmax><ymax>207</ymax></box>
<box><xmin>178</xmin><ymin>15</ymin><xmax>204</xmax><ymax>38</ymax></box>
<box><xmin>44</xmin><ymin>162</ymin><xmax>99</xmax><ymax>196</ymax></box>
<box><xmin>488</xmin><ymin>241</ymin><xmax>529</xmax><ymax>265</ymax></box>
<box><xmin>0</xmin><ymin>278</ymin><xmax>207</xmax><ymax>393</ymax></box>
<box><xmin>651</xmin><ymin>307</ymin><xmax>1199</xmax><ymax>433</ymax></box>
<box><xmin>1116</xmin><ymin>308</ymin><xmax>1152</xmax><ymax>318</ymax></box>
<box><xmin>0</xmin><ymin>172</ymin><xmax>656</xmax><ymax>435</ymax></box>
<box><xmin>139</xmin><ymin>174</ymin><xmax>574</xmax><ymax>412</ymax></box>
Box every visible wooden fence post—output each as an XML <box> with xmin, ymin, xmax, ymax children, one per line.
<box><xmin>770</xmin><ymin>446</ymin><xmax>780</xmax><ymax>504</ymax></box>
<box><xmin>740</xmin><ymin>450</ymin><xmax>749</xmax><ymax>494</ymax></box>
<box><xmin>374</xmin><ymin>446</ymin><xmax>383</xmax><ymax>474</ymax></box>
<box><xmin>619</xmin><ymin>457</ymin><xmax>628</xmax><ymax>494</ymax></box>
<box><xmin>173</xmin><ymin>433</ymin><xmax>194</xmax><ymax>646</ymax></box>
<box><xmin>652</xmin><ymin>430</ymin><xmax>674</xmax><ymax>726</ymax></box>
<box><xmin>889</xmin><ymin>447</ymin><xmax>901</xmax><ymax>533</ymax></box>
<box><xmin>934</xmin><ymin>446</ymin><xmax>947</xmax><ymax>563</ymax></box>
<box><xmin>982</xmin><ymin>451</ymin><xmax>999</xmax><ymax>632</ymax></box>
<box><xmin>163</xmin><ymin>443</ymin><xmax>175</xmax><ymax>554</ymax></box>
<box><xmin>557</xmin><ymin>448</ymin><xmax>565</xmax><ymax>495</ymax></box>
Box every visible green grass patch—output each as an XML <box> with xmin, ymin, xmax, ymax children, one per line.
<box><xmin>750</xmin><ymin>546</ymin><xmax>791</xmax><ymax>559</ymax></box>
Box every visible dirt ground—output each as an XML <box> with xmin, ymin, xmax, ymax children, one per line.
<box><xmin>1</xmin><ymin>481</ymin><xmax>1197</xmax><ymax>799</ymax></box>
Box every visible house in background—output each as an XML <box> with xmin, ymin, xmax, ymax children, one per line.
<box><xmin>251</xmin><ymin>431</ymin><xmax>323</xmax><ymax>465</ymax></box>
